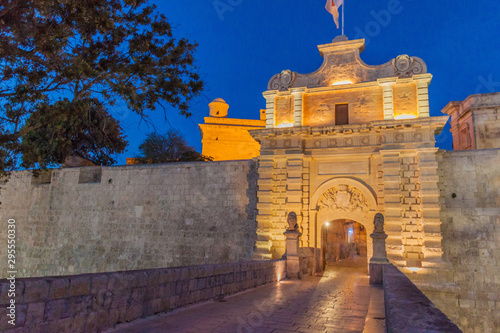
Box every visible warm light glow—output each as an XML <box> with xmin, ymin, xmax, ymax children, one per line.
<box><xmin>275</xmin><ymin>122</ymin><xmax>293</xmax><ymax>128</ymax></box>
<box><xmin>409</xmin><ymin>267</ymin><xmax>420</xmax><ymax>273</ymax></box>
<box><xmin>394</xmin><ymin>114</ymin><xmax>418</xmax><ymax>120</ymax></box>
<box><xmin>325</xmin><ymin>222</ymin><xmax>330</xmax><ymax>227</ymax></box>
<box><xmin>332</xmin><ymin>80</ymin><xmax>353</xmax><ymax>86</ymax></box>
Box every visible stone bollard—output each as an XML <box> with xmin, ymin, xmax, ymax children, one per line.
<box><xmin>369</xmin><ymin>213</ymin><xmax>390</xmax><ymax>285</ymax></box>
<box><xmin>283</xmin><ymin>212</ymin><xmax>302</xmax><ymax>279</ymax></box>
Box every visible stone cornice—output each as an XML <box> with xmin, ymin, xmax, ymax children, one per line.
<box><xmin>250</xmin><ymin>117</ymin><xmax>448</xmax><ymax>152</ymax></box>
<box><xmin>250</xmin><ymin>117</ymin><xmax>449</xmax><ymax>139</ymax></box>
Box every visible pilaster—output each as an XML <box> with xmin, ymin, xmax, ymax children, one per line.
<box><xmin>417</xmin><ymin>148</ymin><xmax>444</xmax><ymax>264</ymax></box>
<box><xmin>263</xmin><ymin>91</ymin><xmax>277</xmax><ymax>129</ymax></box>
<box><xmin>378</xmin><ymin>78</ymin><xmax>397</xmax><ymax>120</ymax></box>
<box><xmin>380</xmin><ymin>150</ymin><xmax>404</xmax><ymax>265</ymax></box>
<box><xmin>253</xmin><ymin>156</ymin><xmax>274</xmax><ymax>260</ymax></box>
<box><xmin>413</xmin><ymin>74</ymin><xmax>432</xmax><ymax>118</ymax></box>
<box><xmin>290</xmin><ymin>87</ymin><xmax>306</xmax><ymax>127</ymax></box>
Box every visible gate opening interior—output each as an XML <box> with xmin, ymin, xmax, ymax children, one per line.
<box><xmin>322</xmin><ymin>219</ymin><xmax>367</xmax><ymax>270</ymax></box>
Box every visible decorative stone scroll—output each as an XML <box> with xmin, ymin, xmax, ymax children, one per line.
<box><xmin>393</xmin><ymin>55</ymin><xmax>426</xmax><ymax>78</ymax></box>
<box><xmin>318</xmin><ymin>185</ymin><xmax>369</xmax><ymax>212</ymax></box>
<box><xmin>266</xmin><ymin>39</ymin><xmax>428</xmax><ymax>90</ymax></box>
<box><xmin>268</xmin><ymin>70</ymin><xmax>296</xmax><ymax>91</ymax></box>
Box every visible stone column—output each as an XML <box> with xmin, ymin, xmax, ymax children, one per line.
<box><xmin>283</xmin><ymin>212</ymin><xmax>302</xmax><ymax>279</ymax></box>
<box><xmin>369</xmin><ymin>213</ymin><xmax>389</xmax><ymax>285</ymax></box>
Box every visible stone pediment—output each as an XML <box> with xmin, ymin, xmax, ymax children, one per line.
<box><xmin>267</xmin><ymin>38</ymin><xmax>427</xmax><ymax>91</ymax></box>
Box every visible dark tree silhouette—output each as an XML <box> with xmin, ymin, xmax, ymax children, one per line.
<box><xmin>0</xmin><ymin>0</ymin><xmax>203</xmax><ymax>175</ymax></box>
<box><xmin>136</xmin><ymin>129</ymin><xmax>212</xmax><ymax>163</ymax></box>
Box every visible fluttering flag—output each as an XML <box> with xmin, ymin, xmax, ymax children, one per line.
<box><xmin>325</xmin><ymin>0</ymin><xmax>344</xmax><ymax>29</ymax></box>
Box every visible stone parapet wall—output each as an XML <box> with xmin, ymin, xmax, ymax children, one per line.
<box><xmin>438</xmin><ymin>149</ymin><xmax>500</xmax><ymax>332</ymax></box>
<box><xmin>0</xmin><ymin>160</ymin><xmax>258</xmax><ymax>278</ymax></box>
<box><xmin>0</xmin><ymin>260</ymin><xmax>286</xmax><ymax>332</ymax></box>
<box><xmin>383</xmin><ymin>264</ymin><xmax>461</xmax><ymax>333</ymax></box>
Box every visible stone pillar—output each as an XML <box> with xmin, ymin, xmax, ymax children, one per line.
<box><xmin>413</xmin><ymin>74</ymin><xmax>432</xmax><ymax>118</ymax></box>
<box><xmin>378</xmin><ymin>78</ymin><xmax>397</xmax><ymax>120</ymax></box>
<box><xmin>370</xmin><ymin>213</ymin><xmax>389</xmax><ymax>285</ymax></box>
<box><xmin>290</xmin><ymin>87</ymin><xmax>306</xmax><ymax>127</ymax></box>
<box><xmin>263</xmin><ymin>91</ymin><xmax>277</xmax><ymax>129</ymax></box>
<box><xmin>253</xmin><ymin>156</ymin><xmax>274</xmax><ymax>260</ymax></box>
<box><xmin>284</xmin><ymin>212</ymin><xmax>302</xmax><ymax>279</ymax></box>
<box><xmin>380</xmin><ymin>150</ymin><xmax>405</xmax><ymax>266</ymax></box>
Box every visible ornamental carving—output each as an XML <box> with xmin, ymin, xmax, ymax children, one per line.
<box><xmin>267</xmin><ymin>42</ymin><xmax>428</xmax><ymax>90</ymax></box>
<box><xmin>393</xmin><ymin>55</ymin><xmax>426</xmax><ymax>78</ymax></box>
<box><xmin>318</xmin><ymin>185</ymin><xmax>370</xmax><ymax>212</ymax></box>
<box><xmin>269</xmin><ymin>70</ymin><xmax>296</xmax><ymax>91</ymax></box>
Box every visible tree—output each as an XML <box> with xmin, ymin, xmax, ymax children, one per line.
<box><xmin>0</xmin><ymin>0</ymin><xmax>203</xmax><ymax>175</ymax></box>
<box><xmin>136</xmin><ymin>129</ymin><xmax>212</xmax><ymax>163</ymax></box>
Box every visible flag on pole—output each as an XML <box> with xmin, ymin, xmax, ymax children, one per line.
<box><xmin>325</xmin><ymin>0</ymin><xmax>344</xmax><ymax>29</ymax></box>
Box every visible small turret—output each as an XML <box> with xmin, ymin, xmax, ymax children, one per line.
<box><xmin>209</xmin><ymin>98</ymin><xmax>229</xmax><ymax>118</ymax></box>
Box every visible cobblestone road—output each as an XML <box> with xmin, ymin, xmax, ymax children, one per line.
<box><xmin>106</xmin><ymin>258</ymin><xmax>371</xmax><ymax>333</ymax></box>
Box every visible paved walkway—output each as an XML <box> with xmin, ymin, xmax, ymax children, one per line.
<box><xmin>106</xmin><ymin>258</ymin><xmax>372</xmax><ymax>333</ymax></box>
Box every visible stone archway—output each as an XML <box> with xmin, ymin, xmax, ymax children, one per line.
<box><xmin>309</xmin><ymin>178</ymin><xmax>378</xmax><ymax>272</ymax></box>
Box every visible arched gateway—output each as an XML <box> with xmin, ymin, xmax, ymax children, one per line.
<box><xmin>250</xmin><ymin>37</ymin><xmax>449</xmax><ymax>278</ymax></box>
<box><xmin>310</xmin><ymin>178</ymin><xmax>378</xmax><ymax>271</ymax></box>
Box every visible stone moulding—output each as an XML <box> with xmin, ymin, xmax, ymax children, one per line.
<box><xmin>249</xmin><ymin>116</ymin><xmax>449</xmax><ymax>151</ymax></box>
<box><xmin>267</xmin><ymin>39</ymin><xmax>428</xmax><ymax>91</ymax></box>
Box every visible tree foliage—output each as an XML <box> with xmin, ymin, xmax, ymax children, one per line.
<box><xmin>0</xmin><ymin>0</ymin><xmax>203</xmax><ymax>175</ymax></box>
<box><xmin>136</xmin><ymin>129</ymin><xmax>212</xmax><ymax>163</ymax></box>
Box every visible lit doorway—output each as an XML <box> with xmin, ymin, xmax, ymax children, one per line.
<box><xmin>322</xmin><ymin>219</ymin><xmax>367</xmax><ymax>270</ymax></box>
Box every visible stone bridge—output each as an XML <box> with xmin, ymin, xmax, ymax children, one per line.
<box><xmin>0</xmin><ymin>224</ymin><xmax>460</xmax><ymax>333</ymax></box>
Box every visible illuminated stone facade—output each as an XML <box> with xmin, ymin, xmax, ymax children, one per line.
<box><xmin>251</xmin><ymin>37</ymin><xmax>447</xmax><ymax>279</ymax></box>
<box><xmin>199</xmin><ymin>98</ymin><xmax>265</xmax><ymax>161</ymax></box>
<box><xmin>442</xmin><ymin>92</ymin><xmax>500</xmax><ymax>150</ymax></box>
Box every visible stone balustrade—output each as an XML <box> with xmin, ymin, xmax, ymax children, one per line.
<box><xmin>0</xmin><ymin>260</ymin><xmax>285</xmax><ymax>332</ymax></box>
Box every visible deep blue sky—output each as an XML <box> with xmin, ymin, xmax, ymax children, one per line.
<box><xmin>115</xmin><ymin>0</ymin><xmax>500</xmax><ymax>163</ymax></box>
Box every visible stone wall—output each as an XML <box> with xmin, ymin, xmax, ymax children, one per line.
<box><xmin>0</xmin><ymin>160</ymin><xmax>258</xmax><ymax>278</ymax></box>
<box><xmin>0</xmin><ymin>259</ymin><xmax>285</xmax><ymax>332</ymax></box>
<box><xmin>199</xmin><ymin>117</ymin><xmax>265</xmax><ymax>161</ymax></box>
<box><xmin>438</xmin><ymin>149</ymin><xmax>500</xmax><ymax>332</ymax></box>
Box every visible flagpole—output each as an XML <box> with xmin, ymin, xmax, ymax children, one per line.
<box><xmin>342</xmin><ymin>0</ymin><xmax>345</xmax><ymax>36</ymax></box>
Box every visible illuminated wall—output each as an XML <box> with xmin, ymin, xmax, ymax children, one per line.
<box><xmin>199</xmin><ymin>99</ymin><xmax>265</xmax><ymax>161</ymax></box>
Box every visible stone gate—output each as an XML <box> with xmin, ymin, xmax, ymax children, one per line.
<box><xmin>250</xmin><ymin>37</ymin><xmax>450</xmax><ymax>283</ymax></box>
